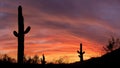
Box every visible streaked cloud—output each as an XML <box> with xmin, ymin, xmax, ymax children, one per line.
<box><xmin>0</xmin><ymin>0</ymin><xmax>120</xmax><ymax>63</ymax></box>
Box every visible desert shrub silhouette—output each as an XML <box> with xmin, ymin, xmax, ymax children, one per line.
<box><xmin>103</xmin><ymin>37</ymin><xmax>120</xmax><ymax>53</ymax></box>
<box><xmin>0</xmin><ymin>54</ymin><xmax>16</xmax><ymax>64</ymax></box>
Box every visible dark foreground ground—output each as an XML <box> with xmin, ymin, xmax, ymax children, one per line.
<box><xmin>1</xmin><ymin>48</ymin><xmax>120</xmax><ymax>68</ymax></box>
<box><xmin>0</xmin><ymin>62</ymin><xmax>120</xmax><ymax>68</ymax></box>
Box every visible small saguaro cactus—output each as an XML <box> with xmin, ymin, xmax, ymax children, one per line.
<box><xmin>13</xmin><ymin>5</ymin><xmax>31</xmax><ymax>64</ymax></box>
<box><xmin>77</xmin><ymin>43</ymin><xmax>85</xmax><ymax>62</ymax></box>
<box><xmin>41</xmin><ymin>54</ymin><xmax>46</xmax><ymax>65</ymax></box>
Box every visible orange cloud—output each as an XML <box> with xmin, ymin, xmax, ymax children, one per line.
<box><xmin>1</xmin><ymin>0</ymin><xmax>120</xmax><ymax>63</ymax></box>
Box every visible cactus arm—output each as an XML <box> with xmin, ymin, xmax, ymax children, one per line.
<box><xmin>78</xmin><ymin>55</ymin><xmax>80</xmax><ymax>57</ymax></box>
<box><xmin>77</xmin><ymin>50</ymin><xmax>80</xmax><ymax>53</ymax></box>
<box><xmin>24</xmin><ymin>26</ymin><xmax>31</xmax><ymax>34</ymax></box>
<box><xmin>13</xmin><ymin>31</ymin><xmax>18</xmax><ymax>37</ymax></box>
<box><xmin>83</xmin><ymin>51</ymin><xmax>85</xmax><ymax>54</ymax></box>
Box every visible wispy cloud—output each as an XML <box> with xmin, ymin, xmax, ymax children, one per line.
<box><xmin>0</xmin><ymin>0</ymin><xmax>120</xmax><ymax>62</ymax></box>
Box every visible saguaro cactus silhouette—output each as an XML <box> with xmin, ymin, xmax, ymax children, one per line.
<box><xmin>77</xmin><ymin>43</ymin><xmax>85</xmax><ymax>62</ymax></box>
<box><xmin>41</xmin><ymin>54</ymin><xmax>46</xmax><ymax>66</ymax></box>
<box><xmin>13</xmin><ymin>5</ymin><xmax>31</xmax><ymax>63</ymax></box>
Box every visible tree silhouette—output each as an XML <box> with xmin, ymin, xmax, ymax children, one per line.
<box><xmin>77</xmin><ymin>43</ymin><xmax>85</xmax><ymax>62</ymax></box>
<box><xmin>23</xmin><ymin>55</ymin><xmax>27</xmax><ymax>63</ymax></box>
<box><xmin>13</xmin><ymin>5</ymin><xmax>31</xmax><ymax>64</ymax></box>
<box><xmin>55</xmin><ymin>57</ymin><xmax>65</xmax><ymax>64</ymax></box>
<box><xmin>103</xmin><ymin>37</ymin><xmax>120</xmax><ymax>53</ymax></box>
<box><xmin>22</xmin><ymin>55</ymin><xmax>42</xmax><ymax>64</ymax></box>
<box><xmin>33</xmin><ymin>55</ymin><xmax>40</xmax><ymax>64</ymax></box>
<box><xmin>26</xmin><ymin>57</ymin><xmax>33</xmax><ymax>64</ymax></box>
<box><xmin>0</xmin><ymin>54</ymin><xmax>16</xmax><ymax>64</ymax></box>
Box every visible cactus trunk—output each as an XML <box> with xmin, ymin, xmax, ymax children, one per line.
<box><xmin>18</xmin><ymin>6</ymin><xmax>24</xmax><ymax>64</ymax></box>
<box><xmin>41</xmin><ymin>54</ymin><xmax>46</xmax><ymax>67</ymax></box>
<box><xmin>77</xmin><ymin>43</ymin><xmax>85</xmax><ymax>62</ymax></box>
<box><xmin>13</xmin><ymin>5</ymin><xmax>31</xmax><ymax>64</ymax></box>
<box><xmin>80</xmin><ymin>44</ymin><xmax>83</xmax><ymax>62</ymax></box>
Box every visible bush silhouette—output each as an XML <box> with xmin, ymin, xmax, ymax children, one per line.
<box><xmin>0</xmin><ymin>54</ymin><xmax>16</xmax><ymax>64</ymax></box>
<box><xmin>32</xmin><ymin>55</ymin><xmax>40</xmax><ymax>64</ymax></box>
<box><xmin>103</xmin><ymin>37</ymin><xmax>120</xmax><ymax>53</ymax></box>
<box><xmin>23</xmin><ymin>55</ymin><xmax>40</xmax><ymax>64</ymax></box>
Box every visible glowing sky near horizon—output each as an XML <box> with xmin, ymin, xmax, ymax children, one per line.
<box><xmin>0</xmin><ymin>0</ymin><xmax>120</xmax><ymax>63</ymax></box>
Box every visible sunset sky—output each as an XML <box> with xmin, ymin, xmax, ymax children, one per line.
<box><xmin>0</xmin><ymin>0</ymin><xmax>120</xmax><ymax>63</ymax></box>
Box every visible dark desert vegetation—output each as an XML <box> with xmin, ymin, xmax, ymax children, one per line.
<box><xmin>0</xmin><ymin>5</ymin><xmax>120</xmax><ymax>68</ymax></box>
<box><xmin>13</xmin><ymin>6</ymin><xmax>31</xmax><ymax>64</ymax></box>
<box><xmin>77</xmin><ymin>43</ymin><xmax>85</xmax><ymax>62</ymax></box>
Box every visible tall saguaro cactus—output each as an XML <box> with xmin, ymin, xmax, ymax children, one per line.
<box><xmin>77</xmin><ymin>43</ymin><xmax>85</xmax><ymax>62</ymax></box>
<box><xmin>13</xmin><ymin>5</ymin><xmax>31</xmax><ymax>64</ymax></box>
